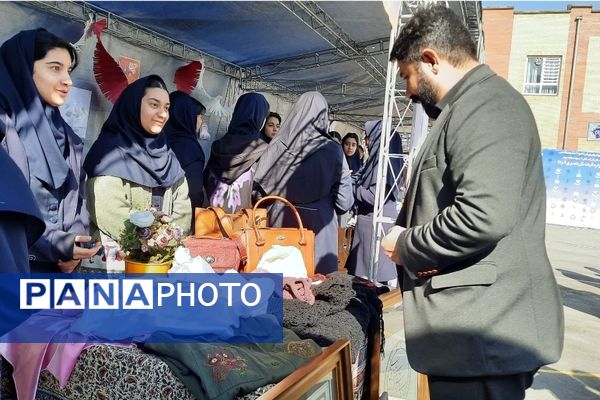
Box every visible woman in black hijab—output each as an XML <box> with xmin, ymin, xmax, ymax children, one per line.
<box><xmin>164</xmin><ymin>91</ymin><xmax>207</xmax><ymax>212</ymax></box>
<box><xmin>260</xmin><ymin>111</ymin><xmax>281</xmax><ymax>143</ymax></box>
<box><xmin>254</xmin><ymin>91</ymin><xmax>354</xmax><ymax>274</ymax></box>
<box><xmin>341</xmin><ymin>132</ymin><xmax>363</xmax><ymax>173</ymax></box>
<box><xmin>204</xmin><ymin>92</ymin><xmax>269</xmax><ymax>213</ymax></box>
<box><xmin>84</xmin><ymin>75</ymin><xmax>192</xmax><ymax>250</ymax></box>
<box><xmin>346</xmin><ymin>120</ymin><xmax>402</xmax><ymax>282</ymax></box>
<box><xmin>0</xmin><ymin>29</ymin><xmax>100</xmax><ymax>272</ymax></box>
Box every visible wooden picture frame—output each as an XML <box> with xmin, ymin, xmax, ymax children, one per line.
<box><xmin>259</xmin><ymin>340</ymin><xmax>353</xmax><ymax>400</ymax></box>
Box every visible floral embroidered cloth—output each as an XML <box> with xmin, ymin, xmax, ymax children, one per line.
<box><xmin>143</xmin><ymin>328</ymin><xmax>320</xmax><ymax>400</ymax></box>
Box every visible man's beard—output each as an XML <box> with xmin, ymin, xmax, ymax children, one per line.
<box><xmin>410</xmin><ymin>73</ymin><xmax>441</xmax><ymax>119</ymax></box>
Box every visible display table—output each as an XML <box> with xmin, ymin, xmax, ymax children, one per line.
<box><xmin>0</xmin><ymin>341</ymin><xmax>355</xmax><ymax>400</ymax></box>
<box><xmin>1</xmin><ymin>273</ymin><xmax>384</xmax><ymax>399</ymax></box>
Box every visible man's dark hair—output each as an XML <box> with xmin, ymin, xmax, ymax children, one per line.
<box><xmin>34</xmin><ymin>29</ymin><xmax>79</xmax><ymax>70</ymax></box>
<box><xmin>389</xmin><ymin>5</ymin><xmax>476</xmax><ymax>66</ymax></box>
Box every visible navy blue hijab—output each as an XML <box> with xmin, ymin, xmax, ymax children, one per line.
<box><xmin>0</xmin><ymin>149</ymin><xmax>45</xmax><ymax>246</ymax></box>
<box><xmin>0</xmin><ymin>29</ymin><xmax>77</xmax><ymax>189</ymax></box>
<box><xmin>163</xmin><ymin>90</ymin><xmax>205</xmax><ymax>168</ymax></box>
<box><xmin>206</xmin><ymin>92</ymin><xmax>269</xmax><ymax>183</ymax></box>
<box><xmin>357</xmin><ymin>120</ymin><xmax>403</xmax><ymax>191</ymax></box>
<box><xmin>346</xmin><ymin>153</ymin><xmax>362</xmax><ymax>173</ymax></box>
<box><xmin>342</xmin><ymin>133</ymin><xmax>362</xmax><ymax>173</ymax></box>
<box><xmin>84</xmin><ymin>75</ymin><xmax>185</xmax><ymax>188</ymax></box>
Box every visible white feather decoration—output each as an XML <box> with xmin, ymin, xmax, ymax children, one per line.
<box><xmin>191</xmin><ymin>64</ymin><xmax>233</xmax><ymax>118</ymax></box>
<box><xmin>72</xmin><ymin>15</ymin><xmax>95</xmax><ymax>50</ymax></box>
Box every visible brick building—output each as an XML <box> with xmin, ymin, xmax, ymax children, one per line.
<box><xmin>483</xmin><ymin>5</ymin><xmax>600</xmax><ymax>152</ymax></box>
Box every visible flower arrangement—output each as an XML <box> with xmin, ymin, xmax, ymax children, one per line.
<box><xmin>118</xmin><ymin>209</ymin><xmax>185</xmax><ymax>263</ymax></box>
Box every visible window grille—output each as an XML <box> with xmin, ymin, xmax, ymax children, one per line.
<box><xmin>524</xmin><ymin>56</ymin><xmax>561</xmax><ymax>95</ymax></box>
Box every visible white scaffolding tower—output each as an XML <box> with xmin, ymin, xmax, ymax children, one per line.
<box><xmin>368</xmin><ymin>1</ymin><xmax>484</xmax><ymax>281</ymax></box>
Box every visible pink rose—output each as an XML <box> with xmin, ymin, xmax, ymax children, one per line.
<box><xmin>157</xmin><ymin>233</ymin><xmax>170</xmax><ymax>248</ymax></box>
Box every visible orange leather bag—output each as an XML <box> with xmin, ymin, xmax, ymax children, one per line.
<box><xmin>241</xmin><ymin>196</ymin><xmax>315</xmax><ymax>276</ymax></box>
<box><xmin>194</xmin><ymin>207</ymin><xmax>267</xmax><ymax>237</ymax></box>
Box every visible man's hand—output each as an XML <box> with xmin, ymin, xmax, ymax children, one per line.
<box><xmin>381</xmin><ymin>225</ymin><xmax>406</xmax><ymax>265</ymax></box>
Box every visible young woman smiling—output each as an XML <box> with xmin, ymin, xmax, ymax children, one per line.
<box><xmin>84</xmin><ymin>75</ymin><xmax>192</xmax><ymax>262</ymax></box>
<box><xmin>0</xmin><ymin>29</ymin><xmax>100</xmax><ymax>272</ymax></box>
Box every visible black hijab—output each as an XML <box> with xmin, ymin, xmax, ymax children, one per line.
<box><xmin>254</xmin><ymin>91</ymin><xmax>334</xmax><ymax>196</ymax></box>
<box><xmin>0</xmin><ymin>29</ymin><xmax>77</xmax><ymax>189</ymax></box>
<box><xmin>206</xmin><ymin>92</ymin><xmax>269</xmax><ymax>184</ymax></box>
<box><xmin>346</xmin><ymin>153</ymin><xmax>362</xmax><ymax>173</ymax></box>
<box><xmin>84</xmin><ymin>75</ymin><xmax>185</xmax><ymax>188</ymax></box>
<box><xmin>342</xmin><ymin>133</ymin><xmax>362</xmax><ymax>173</ymax></box>
<box><xmin>163</xmin><ymin>90</ymin><xmax>205</xmax><ymax>168</ymax></box>
<box><xmin>357</xmin><ymin>120</ymin><xmax>403</xmax><ymax>191</ymax></box>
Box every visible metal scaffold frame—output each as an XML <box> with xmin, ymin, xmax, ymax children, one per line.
<box><xmin>29</xmin><ymin>0</ymin><xmax>393</xmax><ymax>128</ymax></box>
<box><xmin>28</xmin><ymin>0</ymin><xmax>244</xmax><ymax>79</ymax></box>
<box><xmin>244</xmin><ymin>36</ymin><xmax>390</xmax><ymax>79</ymax></box>
<box><xmin>369</xmin><ymin>1</ymin><xmax>484</xmax><ymax>281</ymax></box>
<box><xmin>269</xmin><ymin>0</ymin><xmax>390</xmax><ymax>125</ymax></box>
<box><xmin>32</xmin><ymin>1</ymin><xmax>482</xmax><ymax>129</ymax></box>
<box><xmin>276</xmin><ymin>0</ymin><xmax>388</xmax><ymax>85</ymax></box>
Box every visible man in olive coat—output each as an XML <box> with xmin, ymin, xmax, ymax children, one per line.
<box><xmin>381</xmin><ymin>6</ymin><xmax>564</xmax><ymax>400</ymax></box>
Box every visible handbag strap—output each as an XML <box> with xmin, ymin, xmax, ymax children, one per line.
<box><xmin>241</xmin><ymin>208</ymin><xmax>267</xmax><ymax>228</ymax></box>
<box><xmin>230</xmin><ymin>234</ymin><xmax>248</xmax><ymax>266</ymax></box>
<box><xmin>207</xmin><ymin>207</ymin><xmax>235</xmax><ymax>238</ymax></box>
<box><xmin>252</xmin><ymin>195</ymin><xmax>307</xmax><ymax>246</ymax></box>
<box><xmin>207</xmin><ymin>206</ymin><xmax>226</xmax><ymax>221</ymax></box>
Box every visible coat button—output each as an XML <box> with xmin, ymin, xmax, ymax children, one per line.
<box><xmin>49</xmin><ymin>204</ymin><xmax>58</xmax><ymax>211</ymax></box>
<box><xmin>49</xmin><ymin>216</ymin><xmax>58</xmax><ymax>224</ymax></box>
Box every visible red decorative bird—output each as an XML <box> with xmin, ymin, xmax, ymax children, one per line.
<box><xmin>85</xmin><ymin>19</ymin><xmax>230</xmax><ymax>116</ymax></box>
<box><xmin>91</xmin><ymin>19</ymin><xmax>129</xmax><ymax>103</ymax></box>
<box><xmin>174</xmin><ymin>60</ymin><xmax>202</xmax><ymax>95</ymax></box>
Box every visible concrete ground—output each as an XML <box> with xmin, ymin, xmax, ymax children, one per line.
<box><xmin>526</xmin><ymin>224</ymin><xmax>600</xmax><ymax>400</ymax></box>
<box><xmin>379</xmin><ymin>224</ymin><xmax>600</xmax><ymax>400</ymax></box>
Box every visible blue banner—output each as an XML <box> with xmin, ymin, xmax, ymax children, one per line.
<box><xmin>0</xmin><ymin>273</ymin><xmax>283</xmax><ymax>344</ymax></box>
<box><xmin>542</xmin><ymin>149</ymin><xmax>600</xmax><ymax>230</ymax></box>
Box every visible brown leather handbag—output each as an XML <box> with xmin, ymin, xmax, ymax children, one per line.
<box><xmin>194</xmin><ymin>207</ymin><xmax>267</xmax><ymax>237</ymax></box>
<box><xmin>183</xmin><ymin>234</ymin><xmax>247</xmax><ymax>273</ymax></box>
<box><xmin>241</xmin><ymin>196</ymin><xmax>315</xmax><ymax>276</ymax></box>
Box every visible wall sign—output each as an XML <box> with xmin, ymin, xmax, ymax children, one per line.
<box><xmin>542</xmin><ymin>149</ymin><xmax>600</xmax><ymax>230</ymax></box>
<box><xmin>119</xmin><ymin>56</ymin><xmax>141</xmax><ymax>83</ymax></box>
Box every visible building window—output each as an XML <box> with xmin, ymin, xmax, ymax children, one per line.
<box><xmin>524</xmin><ymin>56</ymin><xmax>561</xmax><ymax>95</ymax></box>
